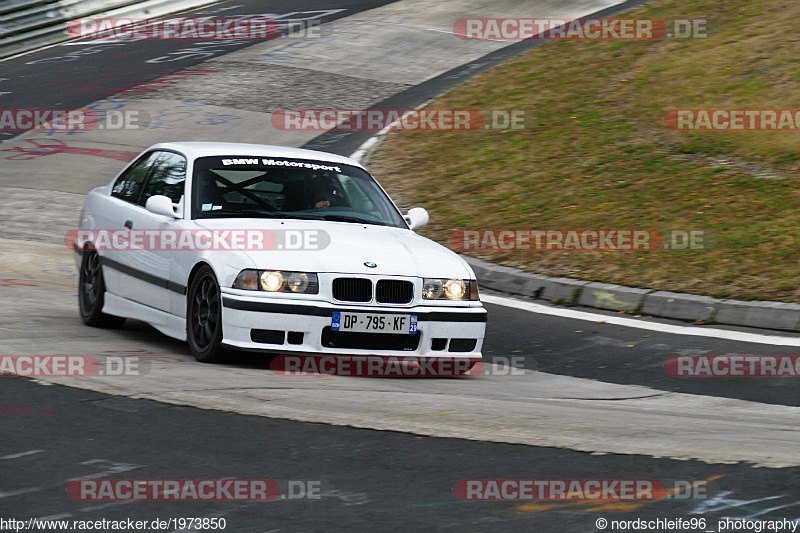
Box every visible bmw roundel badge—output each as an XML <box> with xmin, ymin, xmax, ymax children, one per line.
<box><xmin>364</xmin><ymin>261</ymin><xmax>377</xmax><ymax>268</ymax></box>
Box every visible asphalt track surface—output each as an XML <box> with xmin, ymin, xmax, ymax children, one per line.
<box><xmin>5</xmin><ymin>375</ymin><xmax>800</xmax><ymax>532</ymax></box>
<box><xmin>0</xmin><ymin>0</ymin><xmax>392</xmax><ymax>114</ymax></box>
<box><xmin>2</xmin><ymin>0</ymin><xmax>800</xmax><ymax>531</ymax></box>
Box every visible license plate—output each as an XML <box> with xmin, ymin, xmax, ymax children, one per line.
<box><xmin>331</xmin><ymin>312</ymin><xmax>417</xmax><ymax>334</ymax></box>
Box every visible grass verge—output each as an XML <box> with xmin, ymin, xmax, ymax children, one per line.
<box><xmin>369</xmin><ymin>0</ymin><xmax>800</xmax><ymax>301</ymax></box>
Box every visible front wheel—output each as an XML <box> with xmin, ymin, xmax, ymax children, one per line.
<box><xmin>78</xmin><ymin>250</ymin><xmax>126</xmax><ymax>328</ymax></box>
<box><xmin>187</xmin><ymin>266</ymin><xmax>227</xmax><ymax>363</ymax></box>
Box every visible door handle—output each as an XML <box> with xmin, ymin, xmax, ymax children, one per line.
<box><xmin>124</xmin><ymin>220</ymin><xmax>133</xmax><ymax>229</ymax></box>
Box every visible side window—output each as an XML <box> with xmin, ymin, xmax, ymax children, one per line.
<box><xmin>139</xmin><ymin>152</ymin><xmax>187</xmax><ymax>206</ymax></box>
<box><xmin>111</xmin><ymin>152</ymin><xmax>160</xmax><ymax>203</ymax></box>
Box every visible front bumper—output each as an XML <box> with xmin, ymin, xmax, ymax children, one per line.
<box><xmin>220</xmin><ymin>291</ymin><xmax>486</xmax><ymax>359</ymax></box>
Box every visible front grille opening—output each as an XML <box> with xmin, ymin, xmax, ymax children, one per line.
<box><xmin>332</xmin><ymin>277</ymin><xmax>372</xmax><ymax>302</ymax></box>
<box><xmin>448</xmin><ymin>338</ymin><xmax>477</xmax><ymax>352</ymax></box>
<box><xmin>251</xmin><ymin>329</ymin><xmax>286</xmax><ymax>345</ymax></box>
<box><xmin>321</xmin><ymin>327</ymin><xmax>420</xmax><ymax>350</ymax></box>
<box><xmin>287</xmin><ymin>332</ymin><xmax>304</xmax><ymax>345</ymax></box>
<box><xmin>376</xmin><ymin>279</ymin><xmax>414</xmax><ymax>304</ymax></box>
<box><xmin>431</xmin><ymin>338</ymin><xmax>447</xmax><ymax>351</ymax></box>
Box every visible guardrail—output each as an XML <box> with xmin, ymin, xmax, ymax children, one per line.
<box><xmin>0</xmin><ymin>0</ymin><xmax>218</xmax><ymax>59</ymax></box>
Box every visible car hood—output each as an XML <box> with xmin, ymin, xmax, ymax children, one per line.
<box><xmin>193</xmin><ymin>218</ymin><xmax>473</xmax><ymax>279</ymax></box>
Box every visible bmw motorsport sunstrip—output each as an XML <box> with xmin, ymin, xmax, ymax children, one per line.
<box><xmin>74</xmin><ymin>142</ymin><xmax>487</xmax><ymax>364</ymax></box>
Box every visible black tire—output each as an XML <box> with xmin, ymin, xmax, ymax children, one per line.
<box><xmin>187</xmin><ymin>265</ymin><xmax>227</xmax><ymax>363</ymax></box>
<box><xmin>78</xmin><ymin>250</ymin><xmax>126</xmax><ymax>328</ymax></box>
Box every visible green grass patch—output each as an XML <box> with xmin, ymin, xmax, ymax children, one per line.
<box><xmin>369</xmin><ymin>0</ymin><xmax>800</xmax><ymax>301</ymax></box>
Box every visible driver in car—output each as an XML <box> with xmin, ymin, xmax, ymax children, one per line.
<box><xmin>311</xmin><ymin>178</ymin><xmax>341</xmax><ymax>209</ymax></box>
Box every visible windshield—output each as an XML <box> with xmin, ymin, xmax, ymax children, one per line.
<box><xmin>191</xmin><ymin>156</ymin><xmax>407</xmax><ymax>228</ymax></box>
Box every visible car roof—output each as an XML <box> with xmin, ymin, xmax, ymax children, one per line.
<box><xmin>148</xmin><ymin>142</ymin><xmax>366</xmax><ymax>170</ymax></box>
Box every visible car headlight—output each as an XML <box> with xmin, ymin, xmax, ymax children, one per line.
<box><xmin>261</xmin><ymin>271</ymin><xmax>283</xmax><ymax>292</ymax></box>
<box><xmin>423</xmin><ymin>278</ymin><xmax>479</xmax><ymax>300</ymax></box>
<box><xmin>286</xmin><ymin>272</ymin><xmax>310</xmax><ymax>293</ymax></box>
<box><xmin>233</xmin><ymin>269</ymin><xmax>319</xmax><ymax>294</ymax></box>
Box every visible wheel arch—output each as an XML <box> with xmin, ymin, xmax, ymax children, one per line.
<box><xmin>187</xmin><ymin>261</ymin><xmax>216</xmax><ymax>295</ymax></box>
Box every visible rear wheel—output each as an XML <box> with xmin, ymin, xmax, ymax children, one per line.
<box><xmin>78</xmin><ymin>250</ymin><xmax>126</xmax><ymax>328</ymax></box>
<box><xmin>187</xmin><ymin>266</ymin><xmax>227</xmax><ymax>363</ymax></box>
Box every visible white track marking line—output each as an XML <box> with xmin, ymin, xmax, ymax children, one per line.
<box><xmin>0</xmin><ymin>450</ymin><xmax>44</xmax><ymax>460</ymax></box>
<box><xmin>350</xmin><ymin>103</ymin><xmax>432</xmax><ymax>161</ymax></box>
<box><xmin>482</xmin><ymin>293</ymin><xmax>800</xmax><ymax>346</ymax></box>
<box><xmin>350</xmin><ymin>118</ymin><xmax>403</xmax><ymax>161</ymax></box>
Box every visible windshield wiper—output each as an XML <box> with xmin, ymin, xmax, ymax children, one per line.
<box><xmin>202</xmin><ymin>210</ymin><xmax>325</xmax><ymax>220</ymax></box>
<box><xmin>201</xmin><ymin>210</ymin><xmax>389</xmax><ymax>225</ymax></box>
<box><xmin>240</xmin><ymin>210</ymin><xmax>325</xmax><ymax>220</ymax></box>
<box><xmin>321</xmin><ymin>215</ymin><xmax>388</xmax><ymax>226</ymax></box>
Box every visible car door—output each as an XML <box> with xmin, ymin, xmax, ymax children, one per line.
<box><xmin>101</xmin><ymin>150</ymin><xmax>162</xmax><ymax>299</ymax></box>
<box><xmin>116</xmin><ymin>151</ymin><xmax>187</xmax><ymax>313</ymax></box>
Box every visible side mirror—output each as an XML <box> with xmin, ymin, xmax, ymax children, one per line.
<box><xmin>404</xmin><ymin>207</ymin><xmax>429</xmax><ymax>230</ymax></box>
<box><xmin>145</xmin><ymin>195</ymin><xmax>178</xmax><ymax>218</ymax></box>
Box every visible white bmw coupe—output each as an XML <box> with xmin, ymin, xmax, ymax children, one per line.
<box><xmin>74</xmin><ymin>142</ymin><xmax>486</xmax><ymax>363</ymax></box>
